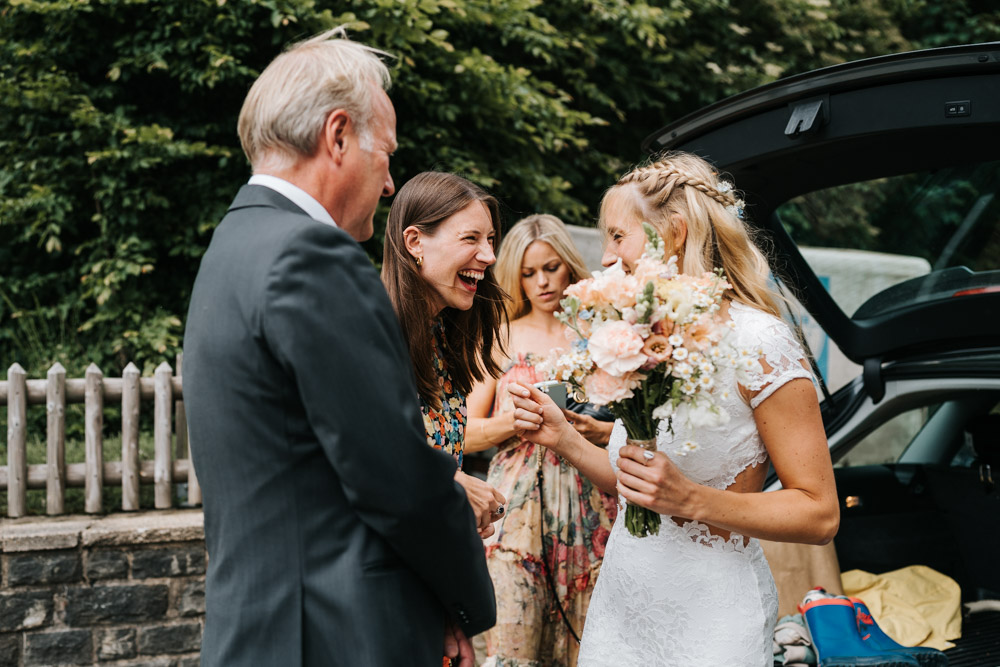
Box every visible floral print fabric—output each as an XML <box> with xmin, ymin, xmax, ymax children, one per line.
<box><xmin>483</xmin><ymin>353</ymin><xmax>618</xmax><ymax>667</ymax></box>
<box><xmin>420</xmin><ymin>318</ymin><xmax>466</xmax><ymax>469</ymax></box>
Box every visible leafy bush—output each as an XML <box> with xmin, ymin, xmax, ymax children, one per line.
<box><xmin>2</xmin><ymin>0</ymin><xmax>995</xmax><ymax>379</ymax></box>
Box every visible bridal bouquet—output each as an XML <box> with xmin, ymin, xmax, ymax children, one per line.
<box><xmin>546</xmin><ymin>224</ymin><xmax>760</xmax><ymax>537</ymax></box>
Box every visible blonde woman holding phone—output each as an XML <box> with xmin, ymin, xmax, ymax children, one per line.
<box><xmin>465</xmin><ymin>214</ymin><xmax>617</xmax><ymax>667</ymax></box>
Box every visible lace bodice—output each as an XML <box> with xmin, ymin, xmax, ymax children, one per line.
<box><xmin>578</xmin><ymin>302</ymin><xmax>811</xmax><ymax>666</ymax></box>
<box><xmin>608</xmin><ymin>301</ymin><xmax>814</xmax><ymax>490</ymax></box>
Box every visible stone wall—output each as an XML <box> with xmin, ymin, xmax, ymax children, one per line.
<box><xmin>1</xmin><ymin>510</ymin><xmax>205</xmax><ymax>667</ymax></box>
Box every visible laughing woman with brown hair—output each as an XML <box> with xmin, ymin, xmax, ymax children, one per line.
<box><xmin>382</xmin><ymin>171</ymin><xmax>508</xmax><ymax>543</ymax></box>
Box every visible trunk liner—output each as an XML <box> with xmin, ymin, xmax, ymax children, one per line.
<box><xmin>944</xmin><ymin>609</ymin><xmax>1000</xmax><ymax>667</ymax></box>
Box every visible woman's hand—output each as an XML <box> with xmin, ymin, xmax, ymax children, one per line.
<box><xmin>560</xmin><ymin>409</ymin><xmax>614</xmax><ymax>446</ymax></box>
<box><xmin>615</xmin><ymin>445</ymin><xmax>697</xmax><ymax>518</ymax></box>
<box><xmin>454</xmin><ymin>470</ymin><xmax>506</xmax><ymax>538</ymax></box>
<box><xmin>508</xmin><ymin>381</ymin><xmax>620</xmax><ymax>495</ymax></box>
<box><xmin>507</xmin><ymin>382</ymin><xmax>575</xmax><ymax>455</ymax></box>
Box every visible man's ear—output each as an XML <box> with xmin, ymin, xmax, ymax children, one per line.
<box><xmin>402</xmin><ymin>225</ymin><xmax>422</xmax><ymax>259</ymax></box>
<box><xmin>322</xmin><ymin>109</ymin><xmax>351</xmax><ymax>165</ymax></box>
<box><xmin>669</xmin><ymin>213</ymin><xmax>688</xmax><ymax>254</ymax></box>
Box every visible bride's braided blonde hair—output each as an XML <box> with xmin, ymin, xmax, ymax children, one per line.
<box><xmin>602</xmin><ymin>151</ymin><xmax>783</xmax><ymax>317</ymax></box>
<box><xmin>617</xmin><ymin>162</ymin><xmax>741</xmax><ymax>210</ymax></box>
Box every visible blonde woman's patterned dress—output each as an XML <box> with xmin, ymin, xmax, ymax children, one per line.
<box><xmin>482</xmin><ymin>353</ymin><xmax>618</xmax><ymax>667</ymax></box>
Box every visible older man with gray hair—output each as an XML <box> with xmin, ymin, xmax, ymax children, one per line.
<box><xmin>183</xmin><ymin>29</ymin><xmax>496</xmax><ymax>666</ymax></box>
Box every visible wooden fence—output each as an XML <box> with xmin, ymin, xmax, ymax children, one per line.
<box><xmin>0</xmin><ymin>353</ymin><xmax>199</xmax><ymax>517</ymax></box>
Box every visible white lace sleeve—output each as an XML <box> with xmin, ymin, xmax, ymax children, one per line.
<box><xmin>733</xmin><ymin>303</ymin><xmax>814</xmax><ymax>410</ymax></box>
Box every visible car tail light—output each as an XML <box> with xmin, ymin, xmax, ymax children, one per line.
<box><xmin>952</xmin><ymin>286</ymin><xmax>1000</xmax><ymax>297</ymax></box>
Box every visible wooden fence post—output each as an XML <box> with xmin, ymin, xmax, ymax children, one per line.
<box><xmin>154</xmin><ymin>362</ymin><xmax>173</xmax><ymax>508</ymax></box>
<box><xmin>46</xmin><ymin>362</ymin><xmax>66</xmax><ymax>515</ymax></box>
<box><xmin>7</xmin><ymin>363</ymin><xmax>27</xmax><ymax>518</ymax></box>
<box><xmin>122</xmin><ymin>362</ymin><xmax>141</xmax><ymax>510</ymax></box>
<box><xmin>85</xmin><ymin>363</ymin><xmax>104</xmax><ymax>513</ymax></box>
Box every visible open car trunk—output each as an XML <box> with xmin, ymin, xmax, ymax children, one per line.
<box><xmin>645</xmin><ymin>42</ymin><xmax>1000</xmax><ymax>661</ymax></box>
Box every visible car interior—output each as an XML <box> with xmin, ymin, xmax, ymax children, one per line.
<box><xmin>825</xmin><ymin>388</ymin><xmax>1000</xmax><ymax>665</ymax></box>
<box><xmin>831</xmin><ymin>391</ymin><xmax>1000</xmax><ymax>603</ymax></box>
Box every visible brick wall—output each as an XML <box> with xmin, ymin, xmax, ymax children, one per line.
<box><xmin>1</xmin><ymin>511</ymin><xmax>205</xmax><ymax>667</ymax></box>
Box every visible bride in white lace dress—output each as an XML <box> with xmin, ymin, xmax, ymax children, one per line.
<box><xmin>508</xmin><ymin>152</ymin><xmax>840</xmax><ymax>666</ymax></box>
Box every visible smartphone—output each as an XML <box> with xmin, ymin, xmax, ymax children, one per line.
<box><xmin>534</xmin><ymin>380</ymin><xmax>568</xmax><ymax>410</ymax></box>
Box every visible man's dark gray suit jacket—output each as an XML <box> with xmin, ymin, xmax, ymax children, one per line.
<box><xmin>183</xmin><ymin>185</ymin><xmax>496</xmax><ymax>666</ymax></box>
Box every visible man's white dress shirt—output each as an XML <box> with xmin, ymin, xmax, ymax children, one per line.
<box><xmin>248</xmin><ymin>174</ymin><xmax>338</xmax><ymax>228</ymax></box>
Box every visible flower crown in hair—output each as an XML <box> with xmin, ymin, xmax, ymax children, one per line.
<box><xmin>716</xmin><ymin>179</ymin><xmax>746</xmax><ymax>221</ymax></box>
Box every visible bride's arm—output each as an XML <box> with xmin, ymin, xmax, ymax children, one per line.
<box><xmin>508</xmin><ymin>382</ymin><xmax>619</xmax><ymax>495</ymax></box>
<box><xmin>616</xmin><ymin>377</ymin><xmax>839</xmax><ymax>545</ymax></box>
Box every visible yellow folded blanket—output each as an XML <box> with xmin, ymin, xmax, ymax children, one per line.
<box><xmin>841</xmin><ymin>565</ymin><xmax>961</xmax><ymax>650</ymax></box>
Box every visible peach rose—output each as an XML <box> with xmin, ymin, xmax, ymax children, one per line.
<box><xmin>633</xmin><ymin>256</ymin><xmax>674</xmax><ymax>286</ymax></box>
<box><xmin>565</xmin><ymin>280</ymin><xmax>608</xmax><ymax>309</ymax></box>
<box><xmin>589</xmin><ymin>261</ymin><xmax>639</xmax><ymax>310</ymax></box>
<box><xmin>584</xmin><ymin>368</ymin><xmax>638</xmax><ymax>404</ymax></box>
<box><xmin>684</xmin><ymin>317</ymin><xmax>718</xmax><ymax>351</ymax></box>
<box><xmin>588</xmin><ymin>320</ymin><xmax>646</xmax><ymax>375</ymax></box>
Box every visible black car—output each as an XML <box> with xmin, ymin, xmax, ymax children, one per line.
<box><xmin>644</xmin><ymin>42</ymin><xmax>1000</xmax><ymax>665</ymax></box>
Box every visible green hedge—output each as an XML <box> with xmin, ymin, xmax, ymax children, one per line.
<box><xmin>1</xmin><ymin>0</ymin><xmax>996</xmax><ymax>379</ymax></box>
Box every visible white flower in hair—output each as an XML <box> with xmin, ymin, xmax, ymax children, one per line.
<box><xmin>725</xmin><ymin>197</ymin><xmax>747</xmax><ymax>221</ymax></box>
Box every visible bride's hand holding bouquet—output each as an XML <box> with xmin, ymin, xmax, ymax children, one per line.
<box><xmin>614</xmin><ymin>441</ymin><xmax>696</xmax><ymax>522</ymax></box>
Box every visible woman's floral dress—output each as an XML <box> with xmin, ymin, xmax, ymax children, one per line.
<box><xmin>420</xmin><ymin>318</ymin><xmax>467</xmax><ymax>469</ymax></box>
<box><xmin>483</xmin><ymin>353</ymin><xmax>618</xmax><ymax>667</ymax></box>
<box><xmin>419</xmin><ymin>319</ymin><xmax>469</xmax><ymax>667</ymax></box>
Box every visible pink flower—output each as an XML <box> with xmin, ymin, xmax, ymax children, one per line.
<box><xmin>588</xmin><ymin>320</ymin><xmax>646</xmax><ymax>375</ymax></box>
<box><xmin>584</xmin><ymin>368</ymin><xmax>642</xmax><ymax>404</ymax></box>
<box><xmin>565</xmin><ymin>279</ymin><xmax>607</xmax><ymax>309</ymax></box>
<box><xmin>684</xmin><ymin>317</ymin><xmax>718</xmax><ymax>351</ymax></box>
<box><xmin>570</xmin><ymin>260</ymin><xmax>638</xmax><ymax>311</ymax></box>
<box><xmin>633</xmin><ymin>256</ymin><xmax>674</xmax><ymax>286</ymax></box>
<box><xmin>594</xmin><ymin>269</ymin><xmax>639</xmax><ymax>310</ymax></box>
<box><xmin>641</xmin><ymin>334</ymin><xmax>673</xmax><ymax>365</ymax></box>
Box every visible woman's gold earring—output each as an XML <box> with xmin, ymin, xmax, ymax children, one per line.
<box><xmin>416</xmin><ymin>256</ymin><xmax>423</xmax><ymax>267</ymax></box>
